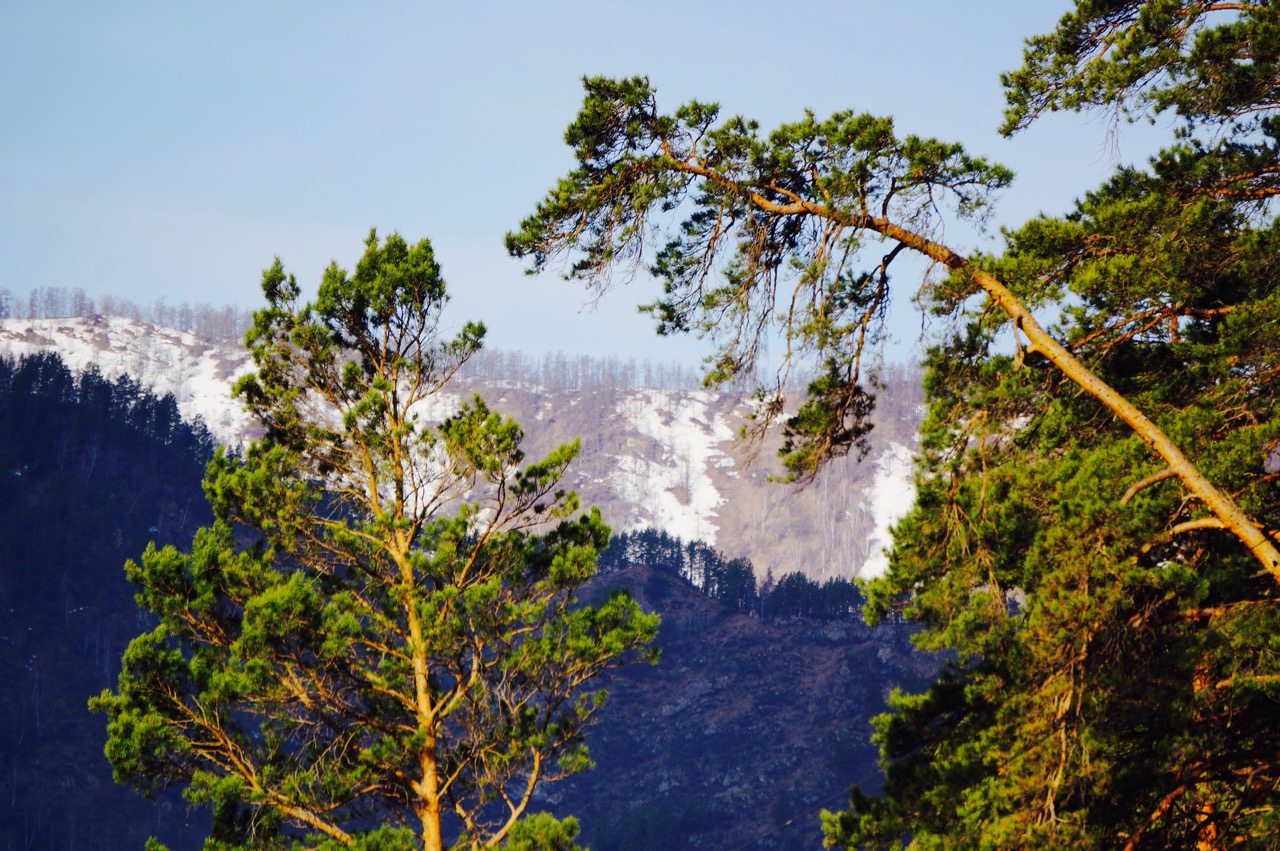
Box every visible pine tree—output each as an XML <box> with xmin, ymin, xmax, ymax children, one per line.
<box><xmin>506</xmin><ymin>76</ymin><xmax>1276</xmax><ymax>578</ymax></box>
<box><xmin>92</xmin><ymin>231</ymin><xmax>658</xmax><ymax>850</ymax></box>
<box><xmin>824</xmin><ymin>4</ymin><xmax>1280</xmax><ymax>845</ymax></box>
<box><xmin>509</xmin><ymin>2</ymin><xmax>1280</xmax><ymax>843</ymax></box>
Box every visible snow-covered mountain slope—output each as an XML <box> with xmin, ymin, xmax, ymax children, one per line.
<box><xmin>0</xmin><ymin>316</ymin><xmax>921</xmax><ymax>579</ymax></box>
<box><xmin>0</xmin><ymin>315</ymin><xmax>257</xmax><ymax>443</ymax></box>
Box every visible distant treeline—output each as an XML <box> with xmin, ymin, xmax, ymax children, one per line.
<box><xmin>457</xmin><ymin>348</ymin><xmax>711</xmax><ymax>392</ymax></box>
<box><xmin>599</xmin><ymin>528</ymin><xmax>865</xmax><ymax>622</ymax></box>
<box><xmin>0</xmin><ymin>287</ymin><xmax>716</xmax><ymax>392</ymax></box>
<box><xmin>1</xmin><ymin>287</ymin><xmax>923</xmax><ymax>394</ymax></box>
<box><xmin>458</xmin><ymin>348</ymin><xmax>922</xmax><ymax>393</ymax></box>
<box><xmin>0</xmin><ymin>285</ymin><xmax>256</xmax><ymax>339</ymax></box>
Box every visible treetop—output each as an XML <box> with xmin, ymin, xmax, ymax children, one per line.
<box><xmin>1002</xmin><ymin>1</ymin><xmax>1280</xmax><ymax>135</ymax></box>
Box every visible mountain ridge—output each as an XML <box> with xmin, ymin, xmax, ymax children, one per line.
<box><xmin>0</xmin><ymin>315</ymin><xmax>922</xmax><ymax>580</ymax></box>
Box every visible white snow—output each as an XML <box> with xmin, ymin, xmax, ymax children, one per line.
<box><xmin>609</xmin><ymin>389</ymin><xmax>737</xmax><ymax>544</ymax></box>
<box><xmin>1</xmin><ymin>315</ymin><xmax>923</xmax><ymax>580</ymax></box>
<box><xmin>859</xmin><ymin>441</ymin><xmax>917</xmax><ymax>579</ymax></box>
<box><xmin>0</xmin><ymin>317</ymin><xmax>479</xmax><ymax>448</ymax></box>
<box><xmin>407</xmin><ymin>389</ymin><xmax>464</xmax><ymax>425</ymax></box>
<box><xmin>0</xmin><ymin>316</ymin><xmax>256</xmax><ymax>445</ymax></box>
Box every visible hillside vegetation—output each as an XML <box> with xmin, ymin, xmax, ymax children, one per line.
<box><xmin>0</xmin><ymin>349</ymin><xmax>929</xmax><ymax>849</ymax></box>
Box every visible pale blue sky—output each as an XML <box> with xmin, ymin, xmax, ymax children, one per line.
<box><xmin>0</xmin><ymin>1</ymin><xmax>1172</xmax><ymax>363</ymax></box>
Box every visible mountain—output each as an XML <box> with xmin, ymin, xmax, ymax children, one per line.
<box><xmin>0</xmin><ymin>347</ymin><xmax>937</xmax><ymax>849</ymax></box>
<box><xmin>0</xmin><ymin>352</ymin><xmax>215</xmax><ymax>849</ymax></box>
<box><xmin>0</xmin><ymin>316</ymin><xmax>922</xmax><ymax>582</ymax></box>
<box><xmin>553</xmin><ymin>565</ymin><xmax>939</xmax><ymax>850</ymax></box>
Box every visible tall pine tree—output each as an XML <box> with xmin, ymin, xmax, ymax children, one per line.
<box><xmin>93</xmin><ymin>231</ymin><xmax>658</xmax><ymax>850</ymax></box>
<box><xmin>509</xmin><ymin>2</ymin><xmax>1280</xmax><ymax>844</ymax></box>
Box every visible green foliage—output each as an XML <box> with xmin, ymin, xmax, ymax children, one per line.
<box><xmin>1003</xmin><ymin>0</ymin><xmax>1280</xmax><ymax>135</ymax></box>
<box><xmin>502</xmin><ymin>814</ymin><xmax>582</xmax><ymax>851</ymax></box>
<box><xmin>92</xmin><ymin>231</ymin><xmax>659</xmax><ymax>849</ymax></box>
<box><xmin>825</xmin><ymin>4</ymin><xmax>1280</xmax><ymax>847</ymax></box>
<box><xmin>508</xmin><ymin>76</ymin><xmax>1012</xmax><ymax>476</ymax></box>
<box><xmin>515</xmin><ymin>4</ymin><xmax>1280</xmax><ymax>846</ymax></box>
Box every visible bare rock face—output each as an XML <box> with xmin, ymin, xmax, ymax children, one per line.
<box><xmin>0</xmin><ymin>317</ymin><xmax>923</xmax><ymax>580</ymax></box>
<box><xmin>542</xmin><ymin>565</ymin><xmax>939</xmax><ymax>850</ymax></box>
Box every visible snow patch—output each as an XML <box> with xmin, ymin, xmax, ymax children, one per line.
<box><xmin>860</xmin><ymin>441</ymin><xmax>916</xmax><ymax>579</ymax></box>
<box><xmin>609</xmin><ymin>390</ymin><xmax>736</xmax><ymax>544</ymax></box>
<box><xmin>1</xmin><ymin>315</ymin><xmax>925</xmax><ymax>582</ymax></box>
<box><xmin>0</xmin><ymin>316</ymin><xmax>256</xmax><ymax>445</ymax></box>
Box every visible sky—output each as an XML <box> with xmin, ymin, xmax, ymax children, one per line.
<box><xmin>0</xmin><ymin>1</ymin><xmax>1175</xmax><ymax>365</ymax></box>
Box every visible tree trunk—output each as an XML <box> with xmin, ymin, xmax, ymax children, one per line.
<box><xmin>872</xmin><ymin>216</ymin><xmax>1280</xmax><ymax>581</ymax></box>
<box><xmin>675</xmin><ymin>156</ymin><xmax>1280</xmax><ymax>578</ymax></box>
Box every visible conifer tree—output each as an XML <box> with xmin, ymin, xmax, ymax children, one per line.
<box><xmin>827</xmin><ymin>4</ymin><xmax>1280</xmax><ymax>845</ymax></box>
<box><xmin>509</xmin><ymin>2</ymin><xmax>1280</xmax><ymax>843</ymax></box>
<box><xmin>506</xmin><ymin>75</ymin><xmax>1276</xmax><ymax>577</ymax></box>
<box><xmin>92</xmin><ymin>231</ymin><xmax>658</xmax><ymax>850</ymax></box>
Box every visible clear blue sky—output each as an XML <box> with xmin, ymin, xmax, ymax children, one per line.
<box><xmin>1</xmin><ymin>1</ymin><xmax>1172</xmax><ymax>363</ymax></box>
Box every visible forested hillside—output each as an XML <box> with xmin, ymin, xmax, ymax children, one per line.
<box><xmin>0</xmin><ymin>352</ymin><xmax>215</xmax><ymax>849</ymax></box>
<box><xmin>0</xmin><ymin>350</ymin><xmax>931</xmax><ymax>849</ymax></box>
<box><xmin>548</xmin><ymin>564</ymin><xmax>936</xmax><ymax>851</ymax></box>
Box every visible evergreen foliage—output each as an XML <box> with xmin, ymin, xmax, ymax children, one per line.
<box><xmin>91</xmin><ymin>231</ymin><xmax>658</xmax><ymax>850</ymax></box>
<box><xmin>598</xmin><ymin>528</ymin><xmax>864</xmax><ymax>622</ymax></box>
<box><xmin>507</xmin><ymin>77</ymin><xmax>1011</xmax><ymax>480</ymax></box>
<box><xmin>831</xmin><ymin>5</ymin><xmax>1280</xmax><ymax>846</ymax></box>
<box><xmin>0</xmin><ymin>351</ymin><xmax>216</xmax><ymax>848</ymax></box>
<box><xmin>512</xmin><ymin>3</ymin><xmax>1280</xmax><ymax>845</ymax></box>
<box><xmin>1002</xmin><ymin>0</ymin><xmax>1280</xmax><ymax>136</ymax></box>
